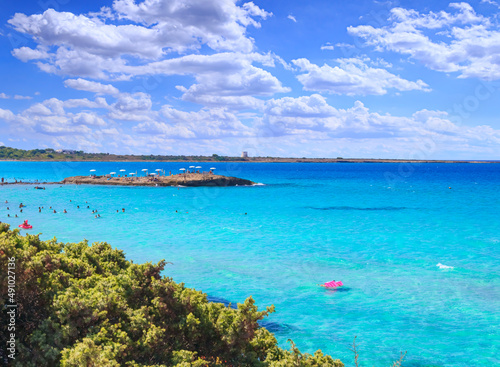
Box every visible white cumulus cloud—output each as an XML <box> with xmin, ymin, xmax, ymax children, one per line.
<box><xmin>348</xmin><ymin>2</ymin><xmax>500</xmax><ymax>80</ymax></box>
<box><xmin>292</xmin><ymin>58</ymin><xmax>430</xmax><ymax>95</ymax></box>
<box><xmin>64</xmin><ymin>78</ymin><xmax>119</xmax><ymax>95</ymax></box>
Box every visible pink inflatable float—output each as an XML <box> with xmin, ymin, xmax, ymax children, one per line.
<box><xmin>321</xmin><ymin>280</ymin><xmax>343</xmax><ymax>288</ymax></box>
<box><xmin>18</xmin><ymin>220</ymin><xmax>32</xmax><ymax>229</ymax></box>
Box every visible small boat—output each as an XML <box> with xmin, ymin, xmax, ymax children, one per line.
<box><xmin>34</xmin><ymin>186</ymin><xmax>45</xmax><ymax>190</ymax></box>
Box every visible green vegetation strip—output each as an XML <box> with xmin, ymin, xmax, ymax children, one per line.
<box><xmin>0</xmin><ymin>224</ymin><xmax>343</xmax><ymax>366</ymax></box>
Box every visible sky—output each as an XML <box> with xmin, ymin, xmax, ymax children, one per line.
<box><xmin>1</xmin><ymin>0</ymin><xmax>500</xmax><ymax>159</ymax></box>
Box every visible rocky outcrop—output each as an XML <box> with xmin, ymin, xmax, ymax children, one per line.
<box><xmin>61</xmin><ymin>173</ymin><xmax>255</xmax><ymax>187</ymax></box>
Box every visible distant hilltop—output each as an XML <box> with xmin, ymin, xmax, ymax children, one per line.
<box><xmin>0</xmin><ymin>146</ymin><xmax>498</xmax><ymax>163</ymax></box>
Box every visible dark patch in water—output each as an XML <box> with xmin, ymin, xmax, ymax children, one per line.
<box><xmin>258</xmin><ymin>320</ymin><xmax>295</xmax><ymax>333</ymax></box>
<box><xmin>306</xmin><ymin>206</ymin><xmax>407</xmax><ymax>211</ymax></box>
<box><xmin>325</xmin><ymin>287</ymin><xmax>351</xmax><ymax>293</ymax></box>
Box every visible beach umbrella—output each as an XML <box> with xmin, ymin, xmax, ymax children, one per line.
<box><xmin>195</xmin><ymin>166</ymin><xmax>202</xmax><ymax>169</ymax></box>
<box><xmin>179</xmin><ymin>168</ymin><xmax>186</xmax><ymax>171</ymax></box>
<box><xmin>119</xmin><ymin>169</ymin><xmax>126</xmax><ymax>172</ymax></box>
<box><xmin>90</xmin><ymin>169</ymin><xmax>96</xmax><ymax>172</ymax></box>
<box><xmin>141</xmin><ymin>168</ymin><xmax>148</xmax><ymax>176</ymax></box>
<box><xmin>189</xmin><ymin>165</ymin><xmax>195</xmax><ymax>168</ymax></box>
<box><xmin>210</xmin><ymin>167</ymin><xmax>216</xmax><ymax>170</ymax></box>
<box><xmin>110</xmin><ymin>172</ymin><xmax>116</xmax><ymax>175</ymax></box>
<box><xmin>129</xmin><ymin>173</ymin><xmax>135</xmax><ymax>175</ymax></box>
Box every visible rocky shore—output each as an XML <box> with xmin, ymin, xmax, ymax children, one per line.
<box><xmin>61</xmin><ymin>173</ymin><xmax>255</xmax><ymax>187</ymax></box>
<box><xmin>0</xmin><ymin>173</ymin><xmax>255</xmax><ymax>187</ymax></box>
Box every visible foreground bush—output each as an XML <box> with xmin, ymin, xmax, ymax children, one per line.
<box><xmin>0</xmin><ymin>224</ymin><xmax>343</xmax><ymax>366</ymax></box>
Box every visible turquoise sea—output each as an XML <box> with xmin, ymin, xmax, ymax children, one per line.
<box><xmin>0</xmin><ymin>161</ymin><xmax>499</xmax><ymax>366</ymax></box>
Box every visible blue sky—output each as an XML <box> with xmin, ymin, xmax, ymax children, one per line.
<box><xmin>1</xmin><ymin>0</ymin><xmax>500</xmax><ymax>159</ymax></box>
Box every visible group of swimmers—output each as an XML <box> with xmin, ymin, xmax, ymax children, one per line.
<box><xmin>4</xmin><ymin>199</ymin><xmax>126</xmax><ymax>220</ymax></box>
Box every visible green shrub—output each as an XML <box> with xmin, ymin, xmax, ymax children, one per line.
<box><xmin>0</xmin><ymin>224</ymin><xmax>343</xmax><ymax>366</ymax></box>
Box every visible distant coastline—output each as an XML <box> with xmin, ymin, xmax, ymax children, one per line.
<box><xmin>1</xmin><ymin>157</ymin><xmax>499</xmax><ymax>164</ymax></box>
<box><xmin>0</xmin><ymin>146</ymin><xmax>498</xmax><ymax>163</ymax></box>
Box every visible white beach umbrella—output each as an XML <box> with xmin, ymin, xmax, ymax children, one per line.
<box><xmin>90</xmin><ymin>169</ymin><xmax>96</xmax><ymax>172</ymax></box>
<box><xmin>210</xmin><ymin>167</ymin><xmax>216</xmax><ymax>170</ymax></box>
<box><xmin>179</xmin><ymin>168</ymin><xmax>186</xmax><ymax>171</ymax></box>
<box><xmin>119</xmin><ymin>169</ymin><xmax>126</xmax><ymax>172</ymax></box>
<box><xmin>129</xmin><ymin>173</ymin><xmax>135</xmax><ymax>175</ymax></box>
<box><xmin>195</xmin><ymin>166</ymin><xmax>202</xmax><ymax>169</ymax></box>
<box><xmin>189</xmin><ymin>165</ymin><xmax>195</xmax><ymax>168</ymax></box>
<box><xmin>110</xmin><ymin>172</ymin><xmax>116</xmax><ymax>175</ymax></box>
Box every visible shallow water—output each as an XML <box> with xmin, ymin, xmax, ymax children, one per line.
<box><xmin>0</xmin><ymin>161</ymin><xmax>498</xmax><ymax>366</ymax></box>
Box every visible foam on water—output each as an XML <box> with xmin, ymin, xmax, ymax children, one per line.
<box><xmin>436</xmin><ymin>263</ymin><xmax>455</xmax><ymax>270</ymax></box>
<box><xmin>0</xmin><ymin>162</ymin><xmax>499</xmax><ymax>366</ymax></box>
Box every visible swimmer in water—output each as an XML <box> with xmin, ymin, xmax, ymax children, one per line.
<box><xmin>53</xmin><ymin>209</ymin><xmax>56</xmax><ymax>213</ymax></box>
<box><xmin>64</xmin><ymin>209</ymin><xmax>67</xmax><ymax>213</ymax></box>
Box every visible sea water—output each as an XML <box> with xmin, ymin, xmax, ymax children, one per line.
<box><xmin>0</xmin><ymin>161</ymin><xmax>498</xmax><ymax>367</ymax></box>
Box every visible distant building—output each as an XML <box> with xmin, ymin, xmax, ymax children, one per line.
<box><xmin>241</xmin><ymin>151</ymin><xmax>248</xmax><ymax>158</ymax></box>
